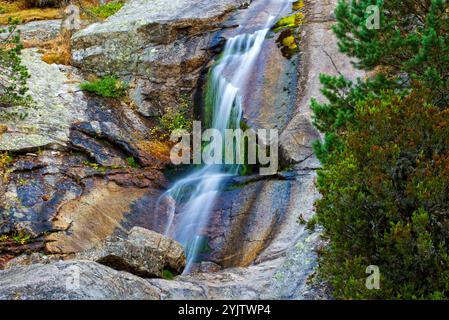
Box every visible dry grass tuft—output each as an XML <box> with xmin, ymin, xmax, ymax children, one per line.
<box><xmin>0</xmin><ymin>0</ymin><xmax>100</xmax><ymax>24</ymax></box>
<box><xmin>41</xmin><ymin>32</ymin><xmax>71</xmax><ymax>65</ymax></box>
<box><xmin>23</xmin><ymin>31</ymin><xmax>72</xmax><ymax>65</ymax></box>
<box><xmin>137</xmin><ymin>140</ymin><xmax>173</xmax><ymax>164</ymax></box>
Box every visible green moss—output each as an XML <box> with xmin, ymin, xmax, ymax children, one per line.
<box><xmin>88</xmin><ymin>1</ymin><xmax>125</xmax><ymax>19</ymax></box>
<box><xmin>80</xmin><ymin>76</ymin><xmax>128</xmax><ymax>98</ymax></box>
<box><xmin>126</xmin><ymin>156</ymin><xmax>139</xmax><ymax>168</ymax></box>
<box><xmin>272</xmin><ymin>4</ymin><xmax>304</xmax><ymax>59</ymax></box>
<box><xmin>273</xmin><ymin>12</ymin><xmax>304</xmax><ymax>33</ymax></box>
<box><xmin>282</xmin><ymin>35</ymin><xmax>298</xmax><ymax>50</ymax></box>
<box><xmin>83</xmin><ymin>160</ymin><xmax>122</xmax><ymax>172</ymax></box>
<box><xmin>292</xmin><ymin>0</ymin><xmax>304</xmax><ymax>11</ymax></box>
<box><xmin>162</xmin><ymin>269</ymin><xmax>174</xmax><ymax>280</ymax></box>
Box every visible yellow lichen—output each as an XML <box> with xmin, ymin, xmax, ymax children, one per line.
<box><xmin>39</xmin><ymin>33</ymin><xmax>72</xmax><ymax>65</ymax></box>
<box><xmin>0</xmin><ymin>124</ymin><xmax>7</xmax><ymax>135</ymax></box>
<box><xmin>282</xmin><ymin>35</ymin><xmax>298</xmax><ymax>50</ymax></box>
<box><xmin>292</xmin><ymin>0</ymin><xmax>304</xmax><ymax>11</ymax></box>
<box><xmin>273</xmin><ymin>12</ymin><xmax>305</xmax><ymax>32</ymax></box>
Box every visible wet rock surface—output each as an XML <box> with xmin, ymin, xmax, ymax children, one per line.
<box><xmin>148</xmin><ymin>165</ymin><xmax>329</xmax><ymax>300</ymax></box>
<box><xmin>76</xmin><ymin>227</ymin><xmax>185</xmax><ymax>278</ymax></box>
<box><xmin>147</xmin><ymin>0</ymin><xmax>362</xmax><ymax>300</ymax></box>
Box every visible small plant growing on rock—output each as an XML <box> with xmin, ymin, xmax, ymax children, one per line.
<box><xmin>0</xmin><ymin>152</ymin><xmax>13</xmax><ymax>183</ymax></box>
<box><xmin>12</xmin><ymin>232</ymin><xmax>31</xmax><ymax>245</ymax></box>
<box><xmin>0</xmin><ymin>152</ymin><xmax>13</xmax><ymax>170</ymax></box>
<box><xmin>162</xmin><ymin>269</ymin><xmax>174</xmax><ymax>280</ymax></box>
<box><xmin>150</xmin><ymin>97</ymin><xmax>193</xmax><ymax>141</ymax></box>
<box><xmin>125</xmin><ymin>156</ymin><xmax>139</xmax><ymax>168</ymax></box>
<box><xmin>80</xmin><ymin>76</ymin><xmax>128</xmax><ymax>98</ymax></box>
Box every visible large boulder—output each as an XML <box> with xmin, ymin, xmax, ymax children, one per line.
<box><xmin>71</xmin><ymin>0</ymin><xmax>250</xmax><ymax>117</ymax></box>
<box><xmin>76</xmin><ymin>227</ymin><xmax>186</xmax><ymax>278</ymax></box>
<box><xmin>0</xmin><ymin>260</ymin><xmax>160</xmax><ymax>300</ymax></box>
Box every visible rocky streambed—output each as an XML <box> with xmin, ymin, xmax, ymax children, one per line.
<box><xmin>0</xmin><ymin>0</ymin><xmax>363</xmax><ymax>300</ymax></box>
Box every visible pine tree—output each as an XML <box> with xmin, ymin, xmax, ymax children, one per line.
<box><xmin>312</xmin><ymin>0</ymin><xmax>449</xmax><ymax>163</ymax></box>
<box><xmin>0</xmin><ymin>18</ymin><xmax>31</xmax><ymax>114</ymax></box>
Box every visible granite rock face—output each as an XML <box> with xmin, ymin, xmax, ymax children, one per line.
<box><xmin>71</xmin><ymin>0</ymin><xmax>250</xmax><ymax>117</ymax></box>
<box><xmin>0</xmin><ymin>49</ymin><xmax>88</xmax><ymax>152</ymax></box>
<box><xmin>0</xmin><ymin>260</ymin><xmax>160</xmax><ymax>300</ymax></box>
<box><xmin>76</xmin><ymin>227</ymin><xmax>186</xmax><ymax>278</ymax></box>
<box><xmin>278</xmin><ymin>0</ymin><xmax>365</xmax><ymax>165</ymax></box>
<box><xmin>0</xmin><ymin>50</ymin><xmax>170</xmax><ymax>258</ymax></box>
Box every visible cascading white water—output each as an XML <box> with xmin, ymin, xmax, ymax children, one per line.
<box><xmin>156</xmin><ymin>17</ymin><xmax>275</xmax><ymax>273</ymax></box>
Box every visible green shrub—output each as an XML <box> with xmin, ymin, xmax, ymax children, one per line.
<box><xmin>315</xmin><ymin>87</ymin><xmax>449</xmax><ymax>299</ymax></box>
<box><xmin>332</xmin><ymin>0</ymin><xmax>449</xmax><ymax>104</ymax></box>
<box><xmin>80</xmin><ymin>76</ymin><xmax>128</xmax><ymax>98</ymax></box>
<box><xmin>88</xmin><ymin>1</ymin><xmax>125</xmax><ymax>19</ymax></box>
<box><xmin>0</xmin><ymin>18</ymin><xmax>32</xmax><ymax>116</ymax></box>
<box><xmin>311</xmin><ymin>0</ymin><xmax>449</xmax><ymax>299</ymax></box>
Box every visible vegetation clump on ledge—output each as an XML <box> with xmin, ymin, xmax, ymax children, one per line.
<box><xmin>88</xmin><ymin>0</ymin><xmax>125</xmax><ymax>19</ymax></box>
<box><xmin>80</xmin><ymin>76</ymin><xmax>128</xmax><ymax>98</ymax></box>
<box><xmin>272</xmin><ymin>0</ymin><xmax>304</xmax><ymax>58</ymax></box>
<box><xmin>150</xmin><ymin>97</ymin><xmax>193</xmax><ymax>141</ymax></box>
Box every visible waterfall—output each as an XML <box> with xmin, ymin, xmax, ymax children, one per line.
<box><xmin>156</xmin><ymin>18</ymin><xmax>275</xmax><ymax>273</ymax></box>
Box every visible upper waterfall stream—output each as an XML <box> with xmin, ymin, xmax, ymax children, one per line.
<box><xmin>156</xmin><ymin>1</ymin><xmax>291</xmax><ymax>273</ymax></box>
